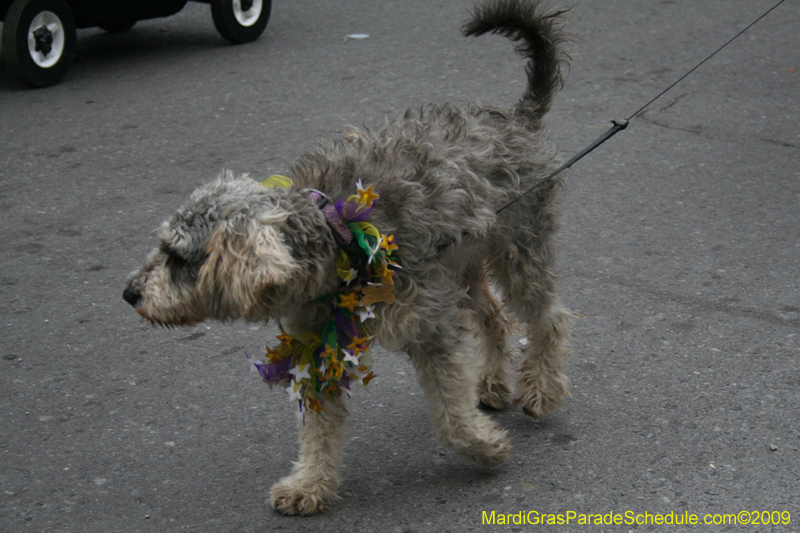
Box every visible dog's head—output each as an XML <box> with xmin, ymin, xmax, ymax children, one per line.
<box><xmin>123</xmin><ymin>173</ymin><xmax>335</xmax><ymax>326</ymax></box>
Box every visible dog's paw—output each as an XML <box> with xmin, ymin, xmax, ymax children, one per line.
<box><xmin>514</xmin><ymin>372</ymin><xmax>570</xmax><ymax>418</ymax></box>
<box><xmin>457</xmin><ymin>426</ymin><xmax>511</xmax><ymax>467</ymax></box>
<box><xmin>459</xmin><ymin>439</ymin><xmax>511</xmax><ymax>467</ymax></box>
<box><xmin>270</xmin><ymin>475</ymin><xmax>337</xmax><ymax>516</ymax></box>
<box><xmin>478</xmin><ymin>374</ymin><xmax>513</xmax><ymax>410</ymax></box>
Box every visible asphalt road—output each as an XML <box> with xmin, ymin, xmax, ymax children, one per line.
<box><xmin>1</xmin><ymin>1</ymin><xmax>799</xmax><ymax>531</ymax></box>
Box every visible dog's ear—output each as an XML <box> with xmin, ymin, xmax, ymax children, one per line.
<box><xmin>158</xmin><ymin>221</ymin><xmax>205</xmax><ymax>262</ymax></box>
<box><xmin>197</xmin><ymin>216</ymin><xmax>297</xmax><ymax>317</ymax></box>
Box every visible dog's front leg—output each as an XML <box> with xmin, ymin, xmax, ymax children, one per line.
<box><xmin>413</xmin><ymin>341</ymin><xmax>511</xmax><ymax>467</ymax></box>
<box><xmin>270</xmin><ymin>398</ymin><xmax>348</xmax><ymax>515</ymax></box>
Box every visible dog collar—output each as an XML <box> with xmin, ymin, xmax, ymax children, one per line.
<box><xmin>261</xmin><ymin>175</ymin><xmax>359</xmax><ymax>246</ymax></box>
<box><xmin>308</xmin><ymin>190</ymin><xmax>354</xmax><ymax>246</ymax></box>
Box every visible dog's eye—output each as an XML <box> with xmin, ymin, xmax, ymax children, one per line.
<box><xmin>159</xmin><ymin>240</ymin><xmax>174</xmax><ymax>255</ymax></box>
<box><xmin>164</xmin><ymin>251</ymin><xmax>201</xmax><ymax>286</ymax></box>
<box><xmin>166</xmin><ymin>253</ymin><xmax>187</xmax><ymax>269</ymax></box>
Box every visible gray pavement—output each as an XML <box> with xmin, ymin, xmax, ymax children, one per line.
<box><xmin>1</xmin><ymin>0</ymin><xmax>799</xmax><ymax>531</ymax></box>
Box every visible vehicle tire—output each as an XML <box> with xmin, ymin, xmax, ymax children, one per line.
<box><xmin>2</xmin><ymin>0</ymin><xmax>77</xmax><ymax>87</ymax></box>
<box><xmin>99</xmin><ymin>20</ymin><xmax>137</xmax><ymax>33</ymax></box>
<box><xmin>211</xmin><ymin>0</ymin><xmax>270</xmax><ymax>44</ymax></box>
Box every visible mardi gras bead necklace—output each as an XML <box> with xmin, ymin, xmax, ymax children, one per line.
<box><xmin>246</xmin><ymin>176</ymin><xmax>399</xmax><ymax>420</ymax></box>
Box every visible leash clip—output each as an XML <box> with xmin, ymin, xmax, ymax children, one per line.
<box><xmin>612</xmin><ymin>118</ymin><xmax>629</xmax><ymax>130</ymax></box>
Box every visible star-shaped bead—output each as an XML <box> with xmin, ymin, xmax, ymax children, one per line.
<box><xmin>347</xmin><ymin>336</ymin><xmax>368</xmax><ymax>356</ymax></box>
<box><xmin>355</xmin><ymin>305</ymin><xmax>376</xmax><ymax>322</ymax></box>
<box><xmin>380</xmin><ymin>234</ymin><xmax>398</xmax><ymax>252</ymax></box>
<box><xmin>347</xmin><ymin>364</ymin><xmax>371</xmax><ymax>385</ymax></box>
<box><xmin>343</xmin><ymin>350</ymin><xmax>359</xmax><ymax>366</ymax></box>
<box><xmin>338</xmin><ymin>292</ymin><xmax>361</xmax><ymax>313</ymax></box>
<box><xmin>379</xmin><ymin>266</ymin><xmax>395</xmax><ymax>284</ymax></box>
<box><xmin>288</xmin><ymin>363</ymin><xmax>311</xmax><ymax>383</ymax></box>
<box><xmin>265</xmin><ymin>345</ymin><xmax>283</xmax><ymax>363</ymax></box>
<box><xmin>322</xmin><ymin>345</ymin><xmax>337</xmax><ymax>360</ymax></box>
<box><xmin>307</xmin><ymin>398</ymin><xmax>324</xmax><ymax>413</ymax></box>
<box><xmin>246</xmin><ymin>352</ymin><xmax>264</xmax><ymax>373</ymax></box>
<box><xmin>356</xmin><ymin>184</ymin><xmax>380</xmax><ymax>207</ymax></box>
<box><xmin>286</xmin><ymin>382</ymin><xmax>303</xmax><ymax>402</ymax></box>
<box><xmin>327</xmin><ymin>363</ymin><xmax>343</xmax><ymax>381</ymax></box>
<box><xmin>276</xmin><ymin>330</ymin><xmax>293</xmax><ymax>344</ymax></box>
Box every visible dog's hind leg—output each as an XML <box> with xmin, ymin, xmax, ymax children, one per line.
<box><xmin>488</xmin><ymin>224</ymin><xmax>572</xmax><ymax>419</ymax></box>
<box><xmin>514</xmin><ymin>300</ymin><xmax>572</xmax><ymax>418</ymax></box>
<box><xmin>463</xmin><ymin>262</ymin><xmax>516</xmax><ymax>409</ymax></box>
<box><xmin>410</xmin><ymin>311</ymin><xmax>511</xmax><ymax>466</ymax></box>
<box><xmin>270</xmin><ymin>398</ymin><xmax>348</xmax><ymax>515</ymax></box>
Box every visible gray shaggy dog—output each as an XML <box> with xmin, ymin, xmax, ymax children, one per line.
<box><xmin>124</xmin><ymin>0</ymin><xmax>573</xmax><ymax>516</ymax></box>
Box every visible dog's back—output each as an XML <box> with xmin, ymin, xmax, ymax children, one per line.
<box><xmin>290</xmin><ymin>0</ymin><xmax>570</xmax><ymax>266</ymax></box>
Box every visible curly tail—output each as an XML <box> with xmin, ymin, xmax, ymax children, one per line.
<box><xmin>463</xmin><ymin>0</ymin><xmax>570</xmax><ymax>123</ymax></box>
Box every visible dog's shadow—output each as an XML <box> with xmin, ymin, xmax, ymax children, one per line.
<box><xmin>335</xmin><ymin>404</ymin><xmax>574</xmax><ymax>510</ymax></box>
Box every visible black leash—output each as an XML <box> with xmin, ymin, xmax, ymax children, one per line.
<box><xmin>496</xmin><ymin>118</ymin><xmax>629</xmax><ymax>214</ymax></box>
<box><xmin>492</xmin><ymin>0</ymin><xmax>788</xmax><ymax>216</ymax></box>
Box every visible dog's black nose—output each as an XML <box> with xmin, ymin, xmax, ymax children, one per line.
<box><xmin>122</xmin><ymin>288</ymin><xmax>141</xmax><ymax>307</ymax></box>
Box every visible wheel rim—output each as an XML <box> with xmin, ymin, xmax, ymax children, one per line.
<box><xmin>27</xmin><ymin>11</ymin><xmax>65</xmax><ymax>68</ymax></box>
<box><xmin>233</xmin><ymin>0</ymin><xmax>262</xmax><ymax>27</ymax></box>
